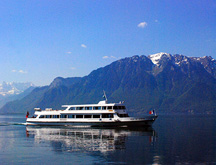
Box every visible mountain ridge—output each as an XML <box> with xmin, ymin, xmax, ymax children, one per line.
<box><xmin>1</xmin><ymin>53</ymin><xmax>216</xmax><ymax>114</ymax></box>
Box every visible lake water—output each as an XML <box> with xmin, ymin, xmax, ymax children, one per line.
<box><xmin>0</xmin><ymin>114</ymin><xmax>215</xmax><ymax>164</ymax></box>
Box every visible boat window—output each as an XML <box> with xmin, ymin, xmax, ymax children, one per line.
<box><xmin>113</xmin><ymin>106</ymin><xmax>118</xmax><ymax>109</ymax></box>
<box><xmin>77</xmin><ymin>107</ymin><xmax>84</xmax><ymax>110</ymax></box>
<box><xmin>69</xmin><ymin>107</ymin><xmax>75</xmax><ymax>110</ymax></box>
<box><xmin>76</xmin><ymin>115</ymin><xmax>83</xmax><ymax>118</ymax></box>
<box><xmin>53</xmin><ymin>115</ymin><xmax>60</xmax><ymax>118</ymax></box>
<box><xmin>102</xmin><ymin>114</ymin><xmax>113</xmax><ymax>118</ymax></box>
<box><xmin>85</xmin><ymin>107</ymin><xmax>92</xmax><ymax>110</ymax></box>
<box><xmin>93</xmin><ymin>106</ymin><xmax>101</xmax><ymax>110</ymax></box>
<box><xmin>117</xmin><ymin>113</ymin><xmax>129</xmax><ymax>117</ymax></box>
<box><xmin>68</xmin><ymin>115</ymin><xmax>74</xmax><ymax>118</ymax></box>
<box><xmin>60</xmin><ymin>114</ymin><xmax>68</xmax><ymax>118</ymax></box>
<box><xmin>113</xmin><ymin>106</ymin><xmax>126</xmax><ymax>110</ymax></box>
<box><xmin>84</xmin><ymin>115</ymin><xmax>92</xmax><ymax>118</ymax></box>
<box><xmin>93</xmin><ymin>115</ymin><xmax>100</xmax><ymax>118</ymax></box>
<box><xmin>102</xmin><ymin>106</ymin><xmax>106</xmax><ymax>110</ymax></box>
<box><xmin>45</xmin><ymin>115</ymin><xmax>53</xmax><ymax>118</ymax></box>
<box><xmin>118</xmin><ymin>106</ymin><xmax>126</xmax><ymax>109</ymax></box>
<box><xmin>107</xmin><ymin>106</ymin><xmax>112</xmax><ymax>110</ymax></box>
<box><xmin>39</xmin><ymin>115</ymin><xmax>44</xmax><ymax>118</ymax></box>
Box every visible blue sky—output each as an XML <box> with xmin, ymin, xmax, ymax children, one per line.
<box><xmin>0</xmin><ymin>0</ymin><xmax>215</xmax><ymax>86</ymax></box>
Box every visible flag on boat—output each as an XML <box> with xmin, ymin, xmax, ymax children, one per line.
<box><xmin>26</xmin><ymin>111</ymin><xmax>29</xmax><ymax>118</ymax></box>
<box><xmin>149</xmin><ymin>110</ymin><xmax>155</xmax><ymax>115</ymax></box>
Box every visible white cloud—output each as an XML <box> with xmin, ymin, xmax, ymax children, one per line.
<box><xmin>103</xmin><ymin>56</ymin><xmax>109</xmax><ymax>59</ymax></box>
<box><xmin>12</xmin><ymin>69</ymin><xmax>28</xmax><ymax>74</ymax></box>
<box><xmin>70</xmin><ymin>67</ymin><xmax>76</xmax><ymax>70</ymax></box>
<box><xmin>137</xmin><ymin>22</ymin><xmax>148</xmax><ymax>28</ymax></box>
<box><xmin>66</xmin><ymin>51</ymin><xmax>72</xmax><ymax>54</ymax></box>
<box><xmin>19</xmin><ymin>70</ymin><xmax>28</xmax><ymax>74</ymax></box>
<box><xmin>81</xmin><ymin>44</ymin><xmax>87</xmax><ymax>48</ymax></box>
<box><xmin>103</xmin><ymin>56</ymin><xmax>116</xmax><ymax>59</ymax></box>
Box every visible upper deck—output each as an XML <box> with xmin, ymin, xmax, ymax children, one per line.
<box><xmin>33</xmin><ymin>100</ymin><xmax>129</xmax><ymax>118</ymax></box>
<box><xmin>62</xmin><ymin>100</ymin><xmax>126</xmax><ymax>111</ymax></box>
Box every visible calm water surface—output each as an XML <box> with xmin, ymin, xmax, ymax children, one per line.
<box><xmin>0</xmin><ymin>114</ymin><xmax>215</xmax><ymax>164</ymax></box>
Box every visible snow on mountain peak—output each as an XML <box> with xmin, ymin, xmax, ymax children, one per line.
<box><xmin>0</xmin><ymin>82</ymin><xmax>34</xmax><ymax>97</ymax></box>
<box><xmin>148</xmin><ymin>52</ymin><xmax>171</xmax><ymax>66</ymax></box>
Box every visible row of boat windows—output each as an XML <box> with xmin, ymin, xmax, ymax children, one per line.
<box><xmin>118</xmin><ymin>114</ymin><xmax>129</xmax><ymax>117</ymax></box>
<box><xmin>39</xmin><ymin>114</ymin><xmax>114</xmax><ymax>119</ymax></box>
<box><xmin>68</xmin><ymin>106</ymin><xmax>126</xmax><ymax>110</ymax></box>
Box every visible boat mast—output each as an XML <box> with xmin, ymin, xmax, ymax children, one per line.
<box><xmin>103</xmin><ymin>90</ymin><xmax>108</xmax><ymax>103</ymax></box>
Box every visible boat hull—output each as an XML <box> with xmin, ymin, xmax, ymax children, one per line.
<box><xmin>26</xmin><ymin>116</ymin><xmax>158</xmax><ymax>127</ymax></box>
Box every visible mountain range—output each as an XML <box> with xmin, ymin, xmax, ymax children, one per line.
<box><xmin>0</xmin><ymin>82</ymin><xmax>35</xmax><ymax>108</ymax></box>
<box><xmin>0</xmin><ymin>82</ymin><xmax>34</xmax><ymax>96</ymax></box>
<box><xmin>1</xmin><ymin>53</ymin><xmax>216</xmax><ymax>115</ymax></box>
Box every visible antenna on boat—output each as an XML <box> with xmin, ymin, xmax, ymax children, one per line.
<box><xmin>103</xmin><ymin>90</ymin><xmax>108</xmax><ymax>102</ymax></box>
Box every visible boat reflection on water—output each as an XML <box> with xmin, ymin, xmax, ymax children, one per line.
<box><xmin>26</xmin><ymin>126</ymin><xmax>156</xmax><ymax>153</ymax></box>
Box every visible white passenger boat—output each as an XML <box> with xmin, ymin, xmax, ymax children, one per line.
<box><xmin>26</xmin><ymin>96</ymin><xmax>158</xmax><ymax>127</ymax></box>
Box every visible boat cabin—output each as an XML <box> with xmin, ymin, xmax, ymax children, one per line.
<box><xmin>32</xmin><ymin>101</ymin><xmax>129</xmax><ymax>120</ymax></box>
